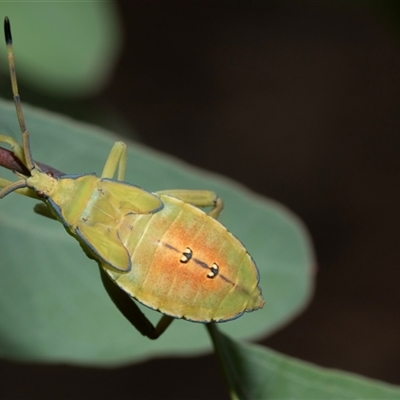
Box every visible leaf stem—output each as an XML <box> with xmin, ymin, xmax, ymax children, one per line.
<box><xmin>206</xmin><ymin>323</ymin><xmax>239</xmax><ymax>400</ymax></box>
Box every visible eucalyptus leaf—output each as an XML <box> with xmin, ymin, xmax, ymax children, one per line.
<box><xmin>0</xmin><ymin>99</ymin><xmax>314</xmax><ymax>365</ymax></box>
<box><xmin>208</xmin><ymin>326</ymin><xmax>400</xmax><ymax>400</ymax></box>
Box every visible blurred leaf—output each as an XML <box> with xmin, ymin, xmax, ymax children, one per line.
<box><xmin>0</xmin><ymin>99</ymin><xmax>315</xmax><ymax>365</ymax></box>
<box><xmin>0</xmin><ymin>1</ymin><xmax>122</xmax><ymax>96</ymax></box>
<box><xmin>208</xmin><ymin>325</ymin><xmax>400</xmax><ymax>400</ymax></box>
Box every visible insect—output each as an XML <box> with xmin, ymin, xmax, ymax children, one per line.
<box><xmin>0</xmin><ymin>17</ymin><xmax>264</xmax><ymax>339</ymax></box>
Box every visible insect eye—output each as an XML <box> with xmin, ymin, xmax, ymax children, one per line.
<box><xmin>36</xmin><ymin>190</ymin><xmax>47</xmax><ymax>199</ymax></box>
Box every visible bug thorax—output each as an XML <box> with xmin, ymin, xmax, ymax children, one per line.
<box><xmin>26</xmin><ymin>167</ymin><xmax>58</xmax><ymax>197</ymax></box>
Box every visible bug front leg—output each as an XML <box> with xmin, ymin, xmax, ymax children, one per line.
<box><xmin>99</xmin><ymin>266</ymin><xmax>174</xmax><ymax>339</ymax></box>
<box><xmin>156</xmin><ymin>189</ymin><xmax>224</xmax><ymax>219</ymax></box>
<box><xmin>0</xmin><ymin>134</ymin><xmax>25</xmax><ymax>165</ymax></box>
<box><xmin>0</xmin><ymin>177</ymin><xmax>37</xmax><ymax>199</ymax></box>
<box><xmin>101</xmin><ymin>141</ymin><xmax>127</xmax><ymax>181</ymax></box>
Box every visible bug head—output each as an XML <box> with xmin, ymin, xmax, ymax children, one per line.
<box><xmin>0</xmin><ymin>17</ymin><xmax>37</xmax><ymax>198</ymax></box>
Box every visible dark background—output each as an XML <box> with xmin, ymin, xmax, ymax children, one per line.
<box><xmin>2</xmin><ymin>3</ymin><xmax>400</xmax><ymax>399</ymax></box>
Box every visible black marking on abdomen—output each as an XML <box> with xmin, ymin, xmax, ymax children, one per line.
<box><xmin>180</xmin><ymin>247</ymin><xmax>193</xmax><ymax>263</ymax></box>
<box><xmin>192</xmin><ymin>258</ymin><xmax>209</xmax><ymax>270</ymax></box>
<box><xmin>163</xmin><ymin>242</ymin><xmax>180</xmax><ymax>253</ymax></box>
<box><xmin>219</xmin><ymin>274</ymin><xmax>235</xmax><ymax>286</ymax></box>
<box><xmin>161</xmin><ymin>241</ymin><xmax>238</xmax><ymax>285</ymax></box>
<box><xmin>207</xmin><ymin>262</ymin><xmax>219</xmax><ymax>279</ymax></box>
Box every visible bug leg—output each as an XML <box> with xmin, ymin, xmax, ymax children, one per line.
<box><xmin>34</xmin><ymin>203</ymin><xmax>57</xmax><ymax>220</ymax></box>
<box><xmin>148</xmin><ymin>315</ymin><xmax>174</xmax><ymax>339</ymax></box>
<box><xmin>0</xmin><ymin>134</ymin><xmax>26</xmax><ymax>166</ymax></box>
<box><xmin>0</xmin><ymin>177</ymin><xmax>38</xmax><ymax>199</ymax></box>
<box><xmin>101</xmin><ymin>141</ymin><xmax>127</xmax><ymax>181</ymax></box>
<box><xmin>155</xmin><ymin>189</ymin><xmax>224</xmax><ymax>219</ymax></box>
<box><xmin>207</xmin><ymin>197</ymin><xmax>223</xmax><ymax>219</ymax></box>
<box><xmin>99</xmin><ymin>266</ymin><xmax>174</xmax><ymax>339</ymax></box>
<box><xmin>1</xmin><ymin>177</ymin><xmax>55</xmax><ymax>217</ymax></box>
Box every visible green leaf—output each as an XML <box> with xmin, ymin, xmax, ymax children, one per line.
<box><xmin>208</xmin><ymin>325</ymin><xmax>400</xmax><ymax>400</ymax></box>
<box><xmin>0</xmin><ymin>1</ymin><xmax>122</xmax><ymax>96</ymax></box>
<box><xmin>0</xmin><ymin>99</ymin><xmax>315</xmax><ymax>365</ymax></box>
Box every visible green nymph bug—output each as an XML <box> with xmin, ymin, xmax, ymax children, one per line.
<box><xmin>0</xmin><ymin>17</ymin><xmax>264</xmax><ymax>339</ymax></box>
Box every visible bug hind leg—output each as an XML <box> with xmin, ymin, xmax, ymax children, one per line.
<box><xmin>99</xmin><ymin>266</ymin><xmax>174</xmax><ymax>339</ymax></box>
<box><xmin>101</xmin><ymin>141</ymin><xmax>127</xmax><ymax>181</ymax></box>
<box><xmin>155</xmin><ymin>189</ymin><xmax>224</xmax><ymax>219</ymax></box>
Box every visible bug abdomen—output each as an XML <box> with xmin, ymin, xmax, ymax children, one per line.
<box><xmin>105</xmin><ymin>195</ymin><xmax>263</xmax><ymax>322</ymax></box>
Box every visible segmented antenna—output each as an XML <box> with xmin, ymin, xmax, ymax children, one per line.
<box><xmin>4</xmin><ymin>17</ymin><xmax>34</xmax><ymax>171</ymax></box>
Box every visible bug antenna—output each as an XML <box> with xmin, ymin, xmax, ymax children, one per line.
<box><xmin>3</xmin><ymin>17</ymin><xmax>34</xmax><ymax>171</ymax></box>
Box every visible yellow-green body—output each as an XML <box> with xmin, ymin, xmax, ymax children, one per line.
<box><xmin>42</xmin><ymin>173</ymin><xmax>263</xmax><ymax>322</ymax></box>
